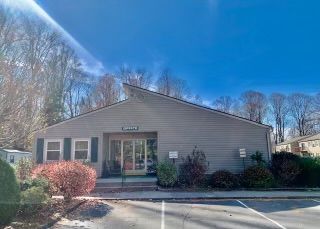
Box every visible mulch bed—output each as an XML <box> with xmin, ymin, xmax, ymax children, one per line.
<box><xmin>6</xmin><ymin>199</ymin><xmax>84</xmax><ymax>229</ymax></box>
<box><xmin>63</xmin><ymin>200</ymin><xmax>111</xmax><ymax>221</ymax></box>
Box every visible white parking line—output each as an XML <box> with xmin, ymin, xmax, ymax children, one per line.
<box><xmin>161</xmin><ymin>200</ymin><xmax>165</xmax><ymax>229</ymax></box>
<box><xmin>236</xmin><ymin>200</ymin><xmax>287</xmax><ymax>229</ymax></box>
<box><xmin>312</xmin><ymin>199</ymin><xmax>320</xmax><ymax>203</ymax></box>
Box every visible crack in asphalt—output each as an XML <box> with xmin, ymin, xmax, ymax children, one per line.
<box><xmin>182</xmin><ymin>205</ymin><xmax>193</xmax><ymax>229</ymax></box>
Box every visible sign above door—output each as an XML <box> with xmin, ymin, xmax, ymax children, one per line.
<box><xmin>122</xmin><ymin>126</ymin><xmax>139</xmax><ymax>131</ymax></box>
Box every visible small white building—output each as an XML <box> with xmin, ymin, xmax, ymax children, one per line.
<box><xmin>0</xmin><ymin>149</ymin><xmax>32</xmax><ymax>164</ymax></box>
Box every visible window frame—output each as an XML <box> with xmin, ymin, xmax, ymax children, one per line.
<box><xmin>44</xmin><ymin>139</ymin><xmax>63</xmax><ymax>162</ymax></box>
<box><xmin>72</xmin><ymin>138</ymin><xmax>91</xmax><ymax>161</ymax></box>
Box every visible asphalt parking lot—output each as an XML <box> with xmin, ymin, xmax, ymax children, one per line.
<box><xmin>55</xmin><ymin>199</ymin><xmax>320</xmax><ymax>229</ymax></box>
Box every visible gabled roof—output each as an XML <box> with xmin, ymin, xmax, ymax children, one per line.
<box><xmin>123</xmin><ymin>83</ymin><xmax>271</xmax><ymax>129</ymax></box>
<box><xmin>34</xmin><ymin>99</ymin><xmax>130</xmax><ymax>132</ymax></box>
<box><xmin>276</xmin><ymin>135</ymin><xmax>314</xmax><ymax>146</ymax></box>
<box><xmin>36</xmin><ymin>83</ymin><xmax>271</xmax><ymax>132</ymax></box>
<box><xmin>298</xmin><ymin>133</ymin><xmax>320</xmax><ymax>142</ymax></box>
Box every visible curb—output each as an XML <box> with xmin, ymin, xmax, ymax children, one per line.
<box><xmin>40</xmin><ymin>199</ymin><xmax>87</xmax><ymax>229</ymax></box>
<box><xmin>157</xmin><ymin>187</ymin><xmax>320</xmax><ymax>192</ymax></box>
<box><xmin>84</xmin><ymin>195</ymin><xmax>320</xmax><ymax>201</ymax></box>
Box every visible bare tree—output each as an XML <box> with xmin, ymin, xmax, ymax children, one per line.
<box><xmin>156</xmin><ymin>68</ymin><xmax>171</xmax><ymax>95</ymax></box>
<box><xmin>0</xmin><ymin>6</ymin><xmax>93</xmax><ymax>149</ymax></box>
<box><xmin>240</xmin><ymin>91</ymin><xmax>268</xmax><ymax>123</ymax></box>
<box><xmin>79</xmin><ymin>91</ymin><xmax>94</xmax><ymax>114</ymax></box>
<box><xmin>313</xmin><ymin>92</ymin><xmax>320</xmax><ymax>113</ymax></box>
<box><xmin>288</xmin><ymin>93</ymin><xmax>314</xmax><ymax>136</ymax></box>
<box><xmin>94</xmin><ymin>74</ymin><xmax>120</xmax><ymax>108</ymax></box>
<box><xmin>269</xmin><ymin>93</ymin><xmax>288</xmax><ymax>144</ymax></box>
<box><xmin>193</xmin><ymin>94</ymin><xmax>203</xmax><ymax>105</ymax></box>
<box><xmin>65</xmin><ymin>69</ymin><xmax>91</xmax><ymax>118</ymax></box>
<box><xmin>156</xmin><ymin>69</ymin><xmax>189</xmax><ymax>99</ymax></box>
<box><xmin>118</xmin><ymin>65</ymin><xmax>152</xmax><ymax>89</ymax></box>
<box><xmin>213</xmin><ymin>96</ymin><xmax>235</xmax><ymax>113</ymax></box>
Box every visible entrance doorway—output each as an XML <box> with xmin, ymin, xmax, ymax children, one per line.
<box><xmin>123</xmin><ymin>139</ymin><xmax>146</xmax><ymax>175</ymax></box>
<box><xmin>109</xmin><ymin>139</ymin><xmax>147</xmax><ymax>175</ymax></box>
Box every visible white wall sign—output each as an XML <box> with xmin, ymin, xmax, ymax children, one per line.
<box><xmin>169</xmin><ymin>151</ymin><xmax>178</xmax><ymax>159</ymax></box>
<box><xmin>122</xmin><ymin>126</ymin><xmax>139</xmax><ymax>131</ymax></box>
<box><xmin>239</xmin><ymin>148</ymin><xmax>246</xmax><ymax>158</ymax></box>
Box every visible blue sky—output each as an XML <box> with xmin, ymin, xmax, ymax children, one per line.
<box><xmin>36</xmin><ymin>0</ymin><xmax>320</xmax><ymax>101</ymax></box>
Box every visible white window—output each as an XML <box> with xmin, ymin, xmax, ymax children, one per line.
<box><xmin>72</xmin><ymin>139</ymin><xmax>90</xmax><ymax>160</ymax></box>
<box><xmin>44</xmin><ymin>139</ymin><xmax>62</xmax><ymax>161</ymax></box>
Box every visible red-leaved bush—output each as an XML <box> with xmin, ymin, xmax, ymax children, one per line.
<box><xmin>32</xmin><ymin>161</ymin><xmax>96</xmax><ymax>201</ymax></box>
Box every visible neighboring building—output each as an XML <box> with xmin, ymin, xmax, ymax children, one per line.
<box><xmin>0</xmin><ymin>149</ymin><xmax>32</xmax><ymax>164</ymax></box>
<box><xmin>33</xmin><ymin>83</ymin><xmax>272</xmax><ymax>178</ymax></box>
<box><xmin>275</xmin><ymin>135</ymin><xmax>313</xmax><ymax>155</ymax></box>
<box><xmin>298</xmin><ymin>134</ymin><xmax>320</xmax><ymax>157</ymax></box>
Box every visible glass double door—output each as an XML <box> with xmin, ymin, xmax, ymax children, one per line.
<box><xmin>111</xmin><ymin>139</ymin><xmax>146</xmax><ymax>175</ymax></box>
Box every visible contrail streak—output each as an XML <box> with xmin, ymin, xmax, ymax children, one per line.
<box><xmin>1</xmin><ymin>0</ymin><xmax>105</xmax><ymax>75</ymax></box>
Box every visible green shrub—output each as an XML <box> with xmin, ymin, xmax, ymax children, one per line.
<box><xmin>250</xmin><ymin>151</ymin><xmax>266</xmax><ymax>166</ymax></box>
<box><xmin>296</xmin><ymin>157</ymin><xmax>320</xmax><ymax>187</ymax></box>
<box><xmin>20</xmin><ymin>187</ymin><xmax>49</xmax><ymax>214</ymax></box>
<box><xmin>179</xmin><ymin>147</ymin><xmax>208</xmax><ymax>187</ymax></box>
<box><xmin>211</xmin><ymin>170</ymin><xmax>239</xmax><ymax>189</ymax></box>
<box><xmin>243</xmin><ymin>165</ymin><xmax>275</xmax><ymax>188</ymax></box>
<box><xmin>271</xmin><ymin>152</ymin><xmax>301</xmax><ymax>186</ymax></box>
<box><xmin>277</xmin><ymin>159</ymin><xmax>301</xmax><ymax>186</ymax></box>
<box><xmin>0</xmin><ymin>159</ymin><xmax>20</xmax><ymax>225</ymax></box>
<box><xmin>157</xmin><ymin>161</ymin><xmax>177</xmax><ymax>187</ymax></box>
<box><xmin>21</xmin><ymin>176</ymin><xmax>50</xmax><ymax>194</ymax></box>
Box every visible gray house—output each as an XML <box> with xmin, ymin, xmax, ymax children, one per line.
<box><xmin>33</xmin><ymin>83</ymin><xmax>272</xmax><ymax>178</ymax></box>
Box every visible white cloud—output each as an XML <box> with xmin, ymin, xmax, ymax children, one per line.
<box><xmin>1</xmin><ymin>0</ymin><xmax>105</xmax><ymax>76</ymax></box>
<box><xmin>202</xmin><ymin>99</ymin><xmax>213</xmax><ymax>107</ymax></box>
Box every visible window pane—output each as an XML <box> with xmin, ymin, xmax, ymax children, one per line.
<box><xmin>75</xmin><ymin>141</ymin><xmax>88</xmax><ymax>150</ymax></box>
<box><xmin>147</xmin><ymin>139</ymin><xmax>157</xmax><ymax>174</ymax></box>
<box><xmin>110</xmin><ymin>140</ymin><xmax>121</xmax><ymax>174</ymax></box>
<box><xmin>123</xmin><ymin>140</ymin><xmax>133</xmax><ymax>170</ymax></box>
<box><xmin>135</xmin><ymin>140</ymin><xmax>145</xmax><ymax>170</ymax></box>
<box><xmin>10</xmin><ymin>155</ymin><xmax>14</xmax><ymax>163</ymax></box>
<box><xmin>75</xmin><ymin>150</ymin><xmax>88</xmax><ymax>160</ymax></box>
<box><xmin>47</xmin><ymin>142</ymin><xmax>60</xmax><ymax>150</ymax></box>
<box><xmin>47</xmin><ymin>151</ymin><xmax>60</xmax><ymax>160</ymax></box>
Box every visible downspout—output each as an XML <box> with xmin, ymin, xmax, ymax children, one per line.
<box><xmin>266</xmin><ymin>129</ymin><xmax>272</xmax><ymax>162</ymax></box>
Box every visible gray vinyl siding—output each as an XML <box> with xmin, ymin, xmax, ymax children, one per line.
<box><xmin>34</xmin><ymin>87</ymin><xmax>270</xmax><ymax>177</ymax></box>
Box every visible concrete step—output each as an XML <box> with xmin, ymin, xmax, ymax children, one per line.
<box><xmin>93</xmin><ymin>185</ymin><xmax>158</xmax><ymax>192</ymax></box>
<box><xmin>94</xmin><ymin>178</ymin><xmax>158</xmax><ymax>192</ymax></box>
<box><xmin>95</xmin><ymin>181</ymin><xmax>157</xmax><ymax>188</ymax></box>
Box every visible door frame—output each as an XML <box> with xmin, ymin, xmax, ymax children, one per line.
<box><xmin>109</xmin><ymin>138</ymin><xmax>147</xmax><ymax>175</ymax></box>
